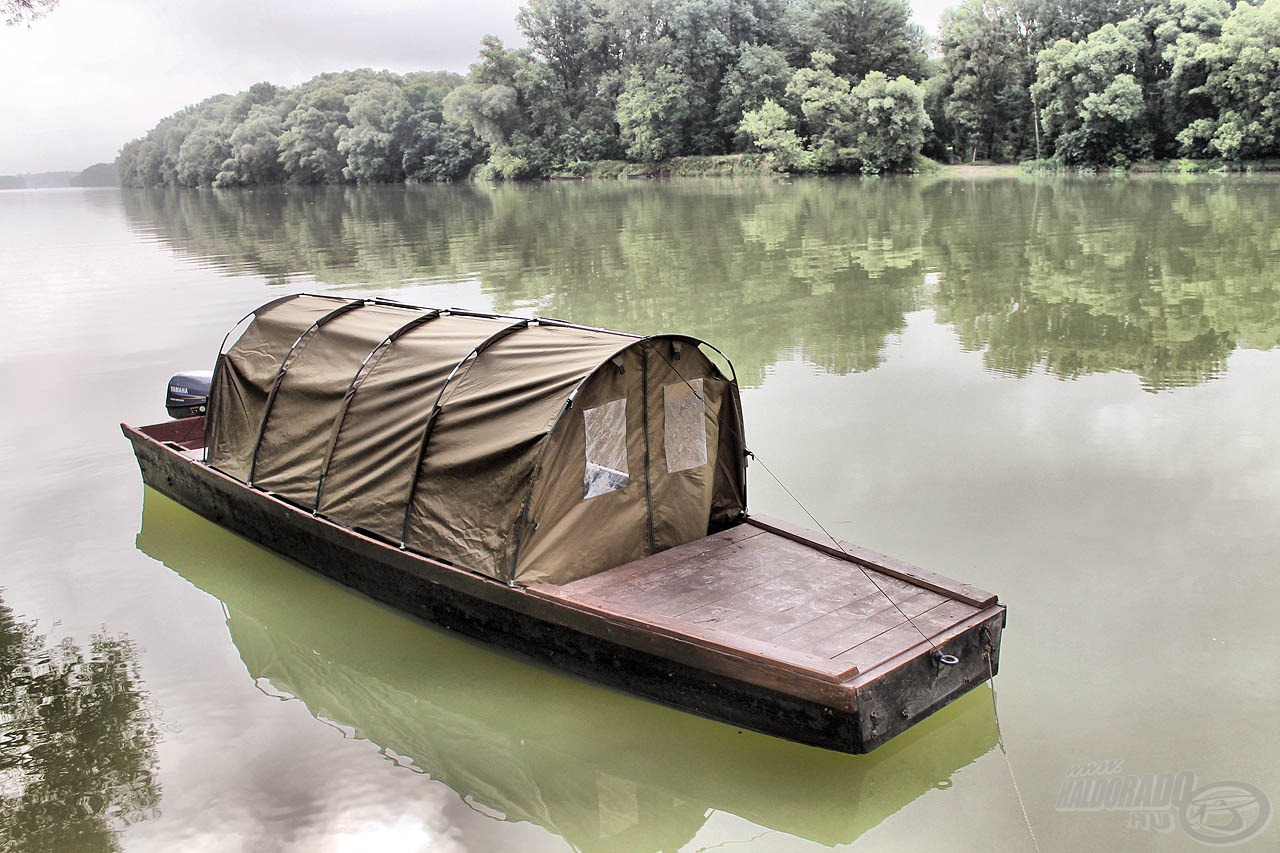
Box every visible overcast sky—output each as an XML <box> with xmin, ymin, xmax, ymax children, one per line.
<box><xmin>0</xmin><ymin>0</ymin><xmax>952</xmax><ymax>174</ymax></box>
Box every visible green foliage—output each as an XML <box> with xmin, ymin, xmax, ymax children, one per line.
<box><xmin>617</xmin><ymin>67</ymin><xmax>693</xmax><ymax>162</ymax></box>
<box><xmin>125</xmin><ymin>0</ymin><xmax>1280</xmax><ymax>180</ymax></box>
<box><xmin>718</xmin><ymin>44</ymin><xmax>795</xmax><ymax>150</ymax></box>
<box><xmin>742</xmin><ymin>54</ymin><xmax>930</xmax><ymax>173</ymax></box>
<box><xmin>739</xmin><ymin>100</ymin><xmax>812</xmax><ymax>171</ymax></box>
<box><xmin>1175</xmin><ymin>0</ymin><xmax>1280</xmax><ymax>160</ymax></box>
<box><xmin>1013</xmin><ymin>0</ymin><xmax>1280</xmax><ymax>166</ymax></box>
<box><xmin>790</xmin><ymin>0</ymin><xmax>927</xmax><ymax>81</ymax></box>
<box><xmin>937</xmin><ymin>0</ymin><xmax>1026</xmax><ymax>162</ymax></box>
<box><xmin>117</xmin><ymin>69</ymin><xmax>477</xmax><ymax>188</ymax></box>
<box><xmin>847</xmin><ymin>71</ymin><xmax>933</xmax><ymax>171</ymax></box>
<box><xmin>1031</xmin><ymin>21</ymin><xmax>1152</xmax><ymax>165</ymax></box>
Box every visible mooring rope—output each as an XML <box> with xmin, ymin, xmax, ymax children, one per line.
<box><xmin>986</xmin><ymin>649</ymin><xmax>1041</xmax><ymax>852</ymax></box>
<box><xmin>647</xmin><ymin>341</ymin><xmax>943</xmax><ymax>656</ymax></box>
<box><xmin>745</xmin><ymin>450</ymin><xmax>943</xmax><ymax>655</ymax></box>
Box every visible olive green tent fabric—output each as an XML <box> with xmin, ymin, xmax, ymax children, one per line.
<box><xmin>513</xmin><ymin>339</ymin><xmax>746</xmax><ymax>585</ymax></box>
<box><xmin>407</xmin><ymin>324</ymin><xmax>633</xmax><ymax>579</ymax></box>
<box><xmin>317</xmin><ymin>313</ymin><xmax>514</xmax><ymax>539</ymax></box>
<box><xmin>206</xmin><ymin>295</ymin><xmax>348</xmax><ymax>481</ymax></box>
<box><xmin>204</xmin><ymin>294</ymin><xmax>747</xmax><ymax>586</ymax></box>
<box><xmin>252</xmin><ymin>303</ymin><xmax>422</xmax><ymax>505</ymax></box>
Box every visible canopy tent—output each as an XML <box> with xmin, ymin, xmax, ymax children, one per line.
<box><xmin>204</xmin><ymin>294</ymin><xmax>747</xmax><ymax>586</ymax></box>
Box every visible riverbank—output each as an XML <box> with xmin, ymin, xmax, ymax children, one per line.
<box><xmin>1020</xmin><ymin>158</ymin><xmax>1280</xmax><ymax>174</ymax></box>
<box><xmin>540</xmin><ymin>153</ymin><xmax>944</xmax><ymax>180</ymax></box>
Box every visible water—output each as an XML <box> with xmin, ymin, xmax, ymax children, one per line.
<box><xmin>1</xmin><ymin>175</ymin><xmax>1277</xmax><ymax>851</ymax></box>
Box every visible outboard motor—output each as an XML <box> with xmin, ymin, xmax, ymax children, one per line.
<box><xmin>166</xmin><ymin>370</ymin><xmax>212</xmax><ymax>419</ymax></box>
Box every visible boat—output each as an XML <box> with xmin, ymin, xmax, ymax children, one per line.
<box><xmin>137</xmin><ymin>486</ymin><xmax>1001</xmax><ymax>849</ymax></box>
<box><xmin>122</xmin><ymin>293</ymin><xmax>1005</xmax><ymax>753</ymax></box>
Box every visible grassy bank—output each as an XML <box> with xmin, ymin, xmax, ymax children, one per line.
<box><xmin>546</xmin><ymin>154</ymin><xmax>772</xmax><ymax>180</ymax></box>
<box><xmin>542</xmin><ymin>153</ymin><xmax>942</xmax><ymax>181</ymax></box>
<box><xmin>1020</xmin><ymin>158</ymin><xmax>1280</xmax><ymax>174</ymax></box>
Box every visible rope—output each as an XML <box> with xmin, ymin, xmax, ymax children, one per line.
<box><xmin>652</xmin><ymin>340</ymin><xmax>1035</xmax><ymax>847</ymax></box>
<box><xmin>746</xmin><ymin>452</ymin><xmax>940</xmax><ymax>655</ymax></box>
<box><xmin>987</xmin><ymin>649</ymin><xmax>1041</xmax><ymax>853</ymax></box>
<box><xmin>647</xmin><ymin>340</ymin><xmax>940</xmax><ymax>654</ymax></box>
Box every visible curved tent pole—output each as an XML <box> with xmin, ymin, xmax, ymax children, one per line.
<box><xmin>506</xmin><ymin>334</ymin><xmax>658</xmax><ymax>584</ymax></box>
<box><xmin>398</xmin><ymin>318</ymin><xmax>533</xmax><ymax>548</ymax></box>
<box><xmin>247</xmin><ymin>297</ymin><xmax>366</xmax><ymax>486</ymax></box>
<box><xmin>204</xmin><ymin>290</ymin><xmax>325</xmax><ymax>458</ymax></box>
<box><xmin>695</xmin><ymin>340</ymin><xmax>739</xmax><ymax>386</ymax></box>
<box><xmin>506</xmin><ymin>333</ymin><xmax>739</xmax><ymax>585</ymax></box>
<box><xmin>444</xmin><ymin>307</ymin><xmax>641</xmax><ymax>340</ymax></box>
<box><xmin>312</xmin><ymin>309</ymin><xmax>443</xmax><ymax>513</ymax></box>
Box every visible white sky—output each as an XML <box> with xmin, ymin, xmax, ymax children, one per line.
<box><xmin>0</xmin><ymin>0</ymin><xmax>953</xmax><ymax>173</ymax></box>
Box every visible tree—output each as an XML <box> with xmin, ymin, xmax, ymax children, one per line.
<box><xmin>938</xmin><ymin>0</ymin><xmax>1026</xmax><ymax>161</ymax></box>
<box><xmin>1031</xmin><ymin>20</ymin><xmax>1152</xmax><ymax>165</ymax></box>
<box><xmin>1176</xmin><ymin>0</ymin><xmax>1280</xmax><ymax>160</ymax></box>
<box><xmin>847</xmin><ymin>71</ymin><xmax>932</xmax><ymax>171</ymax></box>
<box><xmin>279</xmin><ymin>85</ymin><xmax>353</xmax><ymax>183</ymax></box>
<box><xmin>2</xmin><ymin>0</ymin><xmax>56</xmax><ymax>26</ymax></box>
<box><xmin>214</xmin><ymin>105</ymin><xmax>286</xmax><ymax>186</ymax></box>
<box><xmin>337</xmin><ymin>82</ymin><xmax>410</xmax><ymax>184</ymax></box>
<box><xmin>616</xmin><ymin>66</ymin><xmax>693</xmax><ymax>162</ymax></box>
<box><xmin>788</xmin><ymin>0</ymin><xmax>927</xmax><ymax>81</ymax></box>
<box><xmin>1145</xmin><ymin>0</ymin><xmax>1231</xmax><ymax>157</ymax></box>
<box><xmin>717</xmin><ymin>44</ymin><xmax>795</xmax><ymax>149</ymax></box>
<box><xmin>739</xmin><ymin>99</ymin><xmax>810</xmax><ymax>170</ymax></box>
<box><xmin>784</xmin><ymin>50</ymin><xmax>854</xmax><ymax>166</ymax></box>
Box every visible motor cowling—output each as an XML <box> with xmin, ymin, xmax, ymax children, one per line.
<box><xmin>166</xmin><ymin>370</ymin><xmax>212</xmax><ymax>419</ymax></box>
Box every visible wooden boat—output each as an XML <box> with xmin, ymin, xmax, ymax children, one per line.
<box><xmin>137</xmin><ymin>486</ymin><xmax>1001</xmax><ymax>849</ymax></box>
<box><xmin>123</xmin><ymin>294</ymin><xmax>1005</xmax><ymax>753</ymax></box>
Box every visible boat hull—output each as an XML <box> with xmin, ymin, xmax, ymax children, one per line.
<box><xmin>124</xmin><ymin>420</ymin><xmax>1003</xmax><ymax>753</ymax></box>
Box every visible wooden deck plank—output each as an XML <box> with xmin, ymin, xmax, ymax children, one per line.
<box><xmin>832</xmin><ymin>600</ymin><xmax>980</xmax><ymax>670</ymax></box>
<box><xmin>675</xmin><ymin>560</ymin><xmax>893</xmax><ymax>639</ymax></box>
<box><xmin>804</xmin><ymin>591</ymin><xmax>950</xmax><ymax>659</ymax></box>
<box><xmin>554</xmin><ymin>524</ymin><xmax>765</xmax><ymax>597</ymax></box>
<box><xmin>769</xmin><ymin>587</ymin><xmax>946</xmax><ymax>655</ymax></box>
<box><xmin>595</xmin><ymin>534</ymin><xmax>798</xmax><ymax>612</ymax></box>
<box><xmin>528</xmin><ymin>586</ymin><xmax>856</xmax><ymax>682</ymax></box>
<box><xmin>745</xmin><ymin>514</ymin><xmax>998</xmax><ymax>608</ymax></box>
<box><xmin>536</xmin><ymin>525</ymin><xmax>991</xmax><ymax>688</ymax></box>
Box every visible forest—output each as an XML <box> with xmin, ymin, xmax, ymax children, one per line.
<box><xmin>115</xmin><ymin>0</ymin><xmax>1280</xmax><ymax>186</ymax></box>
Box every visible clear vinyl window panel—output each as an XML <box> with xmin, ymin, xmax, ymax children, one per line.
<box><xmin>583</xmin><ymin>398</ymin><xmax>629</xmax><ymax>499</ymax></box>
<box><xmin>664</xmin><ymin>378</ymin><xmax>708</xmax><ymax>473</ymax></box>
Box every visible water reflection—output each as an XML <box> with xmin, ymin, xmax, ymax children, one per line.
<box><xmin>120</xmin><ymin>175</ymin><xmax>1280</xmax><ymax>391</ymax></box>
<box><xmin>136</xmin><ymin>489</ymin><xmax>996</xmax><ymax>851</ymax></box>
<box><xmin>0</xmin><ymin>593</ymin><xmax>161</xmax><ymax>850</ymax></box>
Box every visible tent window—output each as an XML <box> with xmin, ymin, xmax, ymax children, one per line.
<box><xmin>664</xmin><ymin>378</ymin><xmax>707</xmax><ymax>473</ymax></box>
<box><xmin>583</xmin><ymin>398</ymin><xmax>629</xmax><ymax>499</ymax></box>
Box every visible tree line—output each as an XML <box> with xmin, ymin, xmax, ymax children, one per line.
<box><xmin>116</xmin><ymin>0</ymin><xmax>1280</xmax><ymax>187</ymax></box>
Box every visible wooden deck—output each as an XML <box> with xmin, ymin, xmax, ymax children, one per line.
<box><xmin>534</xmin><ymin>517</ymin><xmax>996</xmax><ymax>685</ymax></box>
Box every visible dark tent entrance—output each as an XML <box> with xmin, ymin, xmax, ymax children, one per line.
<box><xmin>205</xmin><ymin>295</ymin><xmax>747</xmax><ymax>587</ymax></box>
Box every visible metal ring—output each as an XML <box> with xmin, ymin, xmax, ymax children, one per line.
<box><xmin>935</xmin><ymin>652</ymin><xmax>960</xmax><ymax>666</ymax></box>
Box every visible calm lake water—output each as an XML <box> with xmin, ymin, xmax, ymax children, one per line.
<box><xmin>1</xmin><ymin>175</ymin><xmax>1278</xmax><ymax>851</ymax></box>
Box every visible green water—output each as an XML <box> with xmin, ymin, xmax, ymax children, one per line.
<box><xmin>1</xmin><ymin>175</ymin><xmax>1277</xmax><ymax>851</ymax></box>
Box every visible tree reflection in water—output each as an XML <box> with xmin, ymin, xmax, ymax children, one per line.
<box><xmin>120</xmin><ymin>175</ymin><xmax>1280</xmax><ymax>393</ymax></box>
<box><xmin>0</xmin><ymin>594</ymin><xmax>160</xmax><ymax>851</ymax></box>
